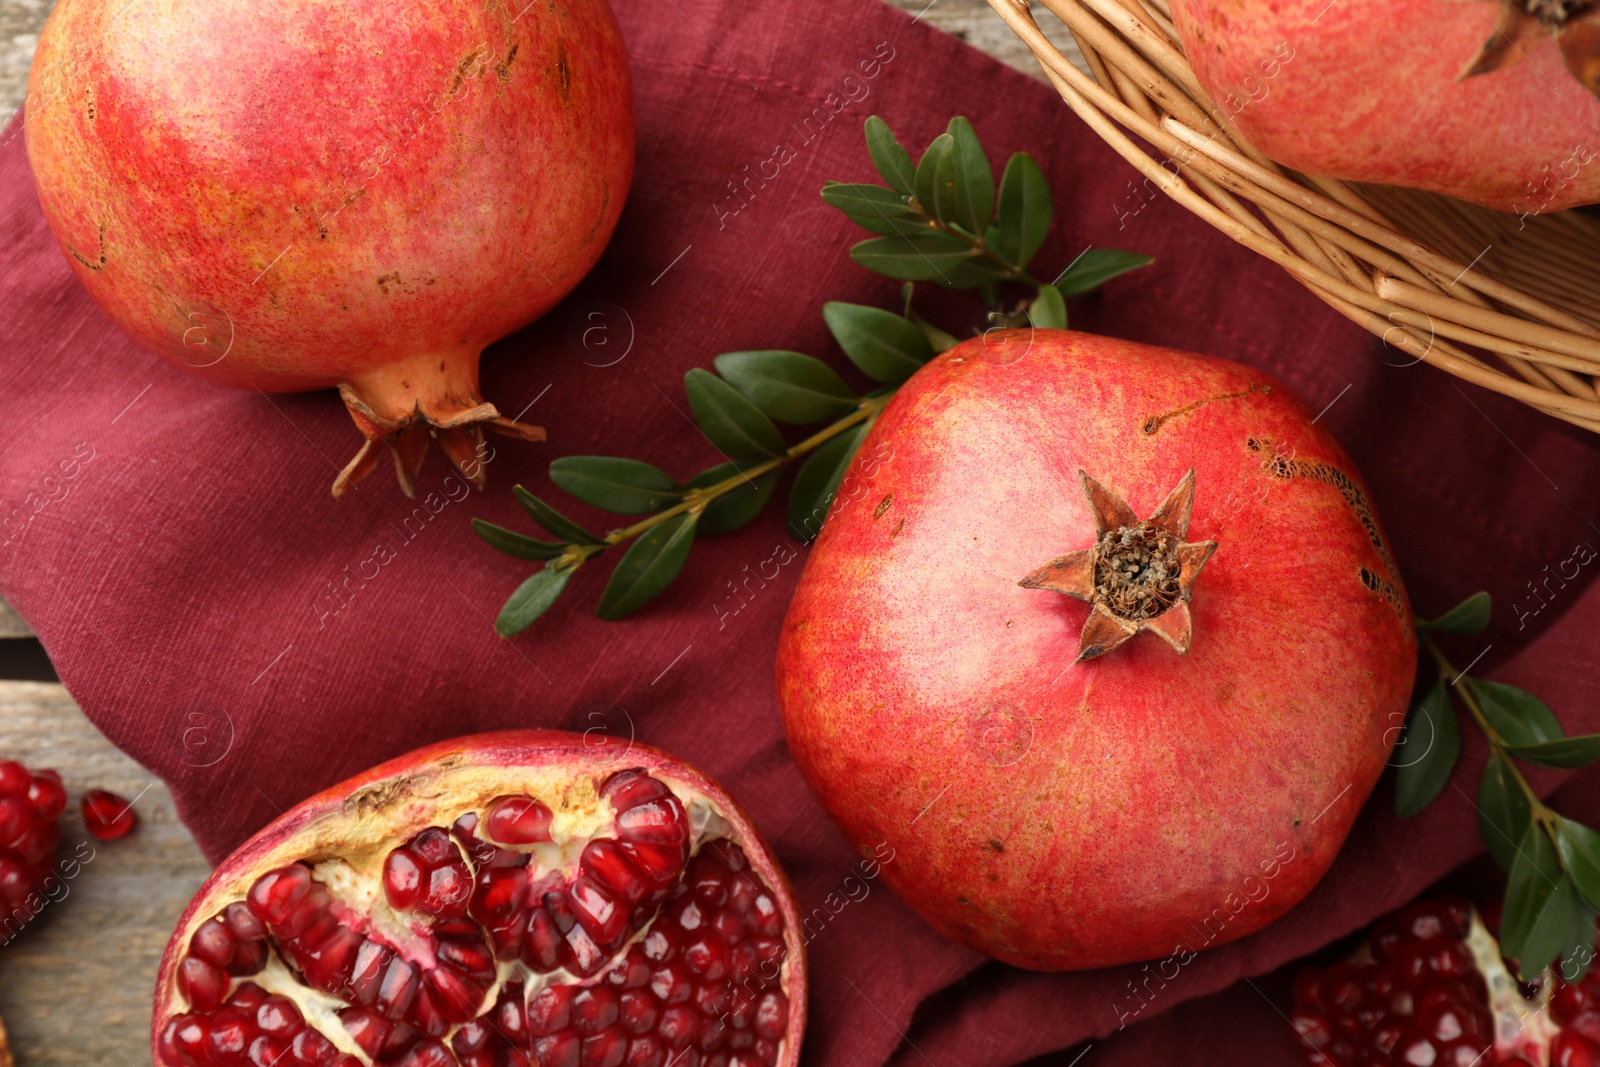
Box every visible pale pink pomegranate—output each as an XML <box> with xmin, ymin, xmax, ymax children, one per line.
<box><xmin>25</xmin><ymin>0</ymin><xmax>634</xmax><ymax>496</ymax></box>
<box><xmin>775</xmin><ymin>330</ymin><xmax>1416</xmax><ymax>971</ymax></box>
<box><xmin>151</xmin><ymin>732</ymin><xmax>806</xmax><ymax>1066</ymax></box>
<box><xmin>1169</xmin><ymin>0</ymin><xmax>1600</xmax><ymax>213</ymax></box>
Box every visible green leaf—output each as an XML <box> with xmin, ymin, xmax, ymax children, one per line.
<box><xmin>713</xmin><ymin>351</ymin><xmax>859</xmax><ymax>425</ymax></box>
<box><xmin>1393</xmin><ymin>680</ymin><xmax>1462</xmax><ymax>818</ymax></box>
<box><xmin>1501</xmin><ymin>820</ymin><xmax>1575</xmax><ymax>978</ymax></box>
<box><xmin>683</xmin><ymin>368</ymin><xmax>785</xmax><ymax>461</ymax></box>
<box><xmin>513</xmin><ymin>486</ymin><xmax>602</xmax><ymax>545</ymax></box>
<box><xmin>913</xmin><ymin>133</ymin><xmax>956</xmax><ymax>226</ymax></box>
<box><xmin>687</xmin><ymin>464</ymin><xmax>781</xmax><ymax>536</ymax></box>
<box><xmin>596</xmin><ymin>512</ymin><xmax>697</xmax><ymax>621</ymax></box>
<box><xmin>1557</xmin><ymin>897</ymin><xmax>1599</xmax><ymax>983</ymax></box>
<box><xmin>1054</xmin><ymin>248</ymin><xmax>1155</xmax><ymax>297</ymax></box>
<box><xmin>472</xmin><ymin>518</ymin><xmax>567</xmax><ymax>561</ymax></box>
<box><xmin>495</xmin><ymin>564</ymin><xmax>574</xmax><ymax>636</ymax></box>
<box><xmin>911</xmin><ymin>309</ymin><xmax>959</xmax><ymax>353</ymax></box>
<box><xmin>1479</xmin><ymin>749</ymin><xmax>1534</xmax><ymax>872</ymax></box>
<box><xmin>821</xmin><ymin>183</ymin><xmax>929</xmax><ymax>237</ymax></box>
<box><xmin>849</xmin><ymin>232</ymin><xmax>974</xmax><ymax>281</ymax></box>
<box><xmin>1557</xmin><ymin>818</ymin><xmax>1600</xmax><ymax>912</ymax></box>
<box><xmin>1472</xmin><ymin>680</ymin><xmax>1564</xmax><ymax>748</ymax></box>
<box><xmin>1420</xmin><ymin>591</ymin><xmax>1491</xmax><ymax>633</ymax></box>
<box><xmin>789</xmin><ymin>420</ymin><xmax>872</xmax><ymax>542</ymax></box>
<box><xmin>823</xmin><ymin>302</ymin><xmax>933</xmax><ymax>384</ymax></box>
<box><xmin>1028</xmin><ymin>284</ymin><xmax>1068</xmax><ymax>331</ymax></box>
<box><xmin>548</xmin><ymin>457</ymin><xmax>682</xmax><ymax>516</ymax></box>
<box><xmin>1507</xmin><ymin>735</ymin><xmax>1600</xmax><ymax>769</ymax></box>
<box><xmin>995</xmin><ymin>152</ymin><xmax>1051</xmax><ymax>268</ymax></box>
<box><xmin>945</xmin><ymin>117</ymin><xmax>995</xmax><ymax>237</ymax></box>
<box><xmin>864</xmin><ymin>115</ymin><xmax>915</xmax><ymax>195</ymax></box>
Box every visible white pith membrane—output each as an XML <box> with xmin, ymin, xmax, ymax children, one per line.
<box><xmin>158</xmin><ymin>760</ymin><xmax>797</xmax><ymax>1067</ymax></box>
<box><xmin>1463</xmin><ymin>913</ymin><xmax>1560</xmax><ymax>1066</ymax></box>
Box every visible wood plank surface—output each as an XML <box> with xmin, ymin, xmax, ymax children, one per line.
<box><xmin>0</xmin><ymin>682</ymin><xmax>211</xmax><ymax>1067</ymax></box>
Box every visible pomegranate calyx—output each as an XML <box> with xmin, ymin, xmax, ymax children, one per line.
<box><xmin>1460</xmin><ymin>0</ymin><xmax>1600</xmax><ymax>97</ymax></box>
<box><xmin>1019</xmin><ymin>468</ymin><xmax>1218</xmax><ymax>662</ymax></box>
<box><xmin>333</xmin><ymin>385</ymin><xmax>545</xmax><ymax>500</ymax></box>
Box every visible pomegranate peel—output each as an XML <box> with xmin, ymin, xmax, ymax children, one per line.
<box><xmin>152</xmin><ymin>732</ymin><xmax>806</xmax><ymax>1066</ymax></box>
<box><xmin>25</xmin><ymin>0</ymin><xmax>633</xmax><ymax>498</ymax></box>
<box><xmin>1019</xmin><ymin>468</ymin><xmax>1218</xmax><ymax>661</ymax></box>
<box><xmin>777</xmin><ymin>329</ymin><xmax>1415</xmax><ymax>970</ymax></box>
<box><xmin>1461</xmin><ymin>0</ymin><xmax>1600</xmax><ymax>96</ymax></box>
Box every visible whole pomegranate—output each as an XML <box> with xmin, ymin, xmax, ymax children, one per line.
<box><xmin>1290</xmin><ymin>896</ymin><xmax>1600</xmax><ymax>1067</ymax></box>
<box><xmin>0</xmin><ymin>760</ymin><xmax>66</xmax><ymax>942</ymax></box>
<box><xmin>1169</xmin><ymin>0</ymin><xmax>1600</xmax><ymax>213</ymax></box>
<box><xmin>775</xmin><ymin>329</ymin><xmax>1415</xmax><ymax>970</ymax></box>
<box><xmin>151</xmin><ymin>732</ymin><xmax>805</xmax><ymax>1067</ymax></box>
<box><xmin>25</xmin><ymin>0</ymin><xmax>634</xmax><ymax>497</ymax></box>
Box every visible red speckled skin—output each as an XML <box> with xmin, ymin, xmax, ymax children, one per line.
<box><xmin>1170</xmin><ymin>0</ymin><xmax>1600</xmax><ymax>213</ymax></box>
<box><xmin>775</xmin><ymin>331</ymin><xmax>1416</xmax><ymax>971</ymax></box>
<box><xmin>149</xmin><ymin>731</ymin><xmax>807</xmax><ymax>1066</ymax></box>
<box><xmin>25</xmin><ymin>0</ymin><xmax>632</xmax><ymax>422</ymax></box>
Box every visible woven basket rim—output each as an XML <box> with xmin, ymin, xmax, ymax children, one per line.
<box><xmin>985</xmin><ymin>0</ymin><xmax>1600</xmax><ymax>432</ymax></box>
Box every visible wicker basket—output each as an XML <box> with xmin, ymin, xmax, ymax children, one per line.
<box><xmin>985</xmin><ymin>0</ymin><xmax>1600</xmax><ymax>432</ymax></box>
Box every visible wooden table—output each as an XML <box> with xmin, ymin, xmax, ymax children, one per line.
<box><xmin>0</xmin><ymin>1</ymin><xmax>1085</xmax><ymax>1063</ymax></box>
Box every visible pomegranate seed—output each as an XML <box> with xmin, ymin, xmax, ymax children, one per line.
<box><xmin>293</xmin><ymin>1027</ymin><xmax>338</xmax><ymax>1063</ymax></box>
<box><xmin>384</xmin><ymin>848</ymin><xmax>424</xmax><ymax>911</ymax></box>
<box><xmin>189</xmin><ymin>917</ymin><xmax>237</xmax><ymax>968</ymax></box>
<box><xmin>486</xmin><ymin>795</ymin><xmax>554</xmax><ymax>844</ymax></box>
<box><xmin>178</xmin><ymin>956</ymin><xmax>228</xmax><ymax>1011</ymax></box>
<box><xmin>534</xmin><ymin>1031</ymin><xmax>582</xmax><ymax>1067</ymax></box>
<box><xmin>583</xmin><ymin>1028</ymin><xmax>629</xmax><ymax>1067</ymax></box>
<box><xmin>1556</xmin><ymin>1030</ymin><xmax>1600</xmax><ymax>1067</ymax></box>
<box><xmin>80</xmin><ymin>788</ymin><xmax>136</xmax><ymax>840</ymax></box>
<box><xmin>248</xmin><ymin>1033</ymin><xmax>288</xmax><ymax>1066</ymax></box>
<box><xmin>617</xmin><ymin>798</ymin><xmax>689</xmax><ymax>847</ymax></box>
<box><xmin>626</xmin><ymin>1034</ymin><xmax>667</xmax><ymax>1067</ymax></box>
<box><xmin>752</xmin><ymin>990</ymin><xmax>788</xmax><ymax>1041</ymax></box>
<box><xmin>27</xmin><ymin>771</ymin><xmax>66</xmax><ymax>821</ymax></box>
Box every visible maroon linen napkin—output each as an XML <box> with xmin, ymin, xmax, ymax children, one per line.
<box><xmin>3</xmin><ymin>0</ymin><xmax>1599</xmax><ymax>1063</ymax></box>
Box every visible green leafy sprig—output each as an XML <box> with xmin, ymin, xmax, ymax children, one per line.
<box><xmin>1396</xmin><ymin>592</ymin><xmax>1600</xmax><ymax>981</ymax></box>
<box><xmin>474</xmin><ymin>116</ymin><xmax>1153</xmax><ymax>635</ymax></box>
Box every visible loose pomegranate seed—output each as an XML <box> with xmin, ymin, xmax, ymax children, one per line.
<box><xmin>0</xmin><ymin>762</ymin><xmax>66</xmax><ymax>942</ymax></box>
<box><xmin>81</xmin><ymin>788</ymin><xmax>136</xmax><ymax>840</ymax></box>
<box><xmin>158</xmin><ymin>769</ymin><xmax>794</xmax><ymax>1066</ymax></box>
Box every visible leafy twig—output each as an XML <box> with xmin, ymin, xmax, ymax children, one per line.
<box><xmin>474</xmin><ymin>115</ymin><xmax>1155</xmax><ymax>634</ymax></box>
<box><xmin>1397</xmin><ymin>592</ymin><xmax>1600</xmax><ymax>980</ymax></box>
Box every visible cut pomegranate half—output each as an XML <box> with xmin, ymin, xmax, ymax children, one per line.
<box><xmin>1290</xmin><ymin>896</ymin><xmax>1600</xmax><ymax>1067</ymax></box>
<box><xmin>152</xmin><ymin>732</ymin><xmax>806</xmax><ymax>1067</ymax></box>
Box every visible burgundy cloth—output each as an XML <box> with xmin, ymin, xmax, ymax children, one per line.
<box><xmin>1</xmin><ymin>0</ymin><xmax>1598</xmax><ymax>1063</ymax></box>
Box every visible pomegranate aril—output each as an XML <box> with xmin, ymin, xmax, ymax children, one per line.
<box><xmin>422</xmin><ymin>863</ymin><xmax>472</xmax><ymax>919</ymax></box>
<box><xmin>626</xmin><ymin>1035</ymin><xmax>667</xmax><ymax>1067</ymax></box>
<box><xmin>248</xmin><ymin>1033</ymin><xmax>289</xmax><ymax>1066</ymax></box>
<box><xmin>534</xmin><ymin>1031</ymin><xmax>582</xmax><ymax>1067</ymax></box>
<box><xmin>27</xmin><ymin>771</ymin><xmax>66</xmax><ymax>821</ymax></box>
<box><xmin>583</xmin><ymin>1029</ymin><xmax>629</xmax><ymax>1067</ymax></box>
<box><xmin>751</xmin><ymin>990</ymin><xmax>787</xmax><ymax>1041</ymax></box>
<box><xmin>81</xmin><ymin>789</ymin><xmax>137</xmax><ymax>840</ymax></box>
<box><xmin>247</xmin><ymin>865</ymin><xmax>312</xmax><ymax>926</ymax></box>
<box><xmin>619</xmin><ymin>989</ymin><xmax>658</xmax><ymax>1034</ymax></box>
<box><xmin>189</xmin><ymin>917</ymin><xmax>237</xmax><ymax>968</ymax></box>
<box><xmin>393</xmin><ymin>1038</ymin><xmax>456</xmax><ymax>1067</ymax></box>
<box><xmin>340</xmin><ymin>1007</ymin><xmax>392</xmax><ymax>1058</ymax></box>
<box><xmin>659</xmin><ymin>1004</ymin><xmax>702</xmax><ymax>1047</ymax></box>
<box><xmin>292</xmin><ymin>1027</ymin><xmax>338</xmax><ymax>1064</ymax></box>
<box><xmin>376</xmin><ymin>957</ymin><xmax>421</xmax><ymax>1020</ymax></box>
<box><xmin>572</xmin><ymin>986</ymin><xmax>620</xmax><ymax>1035</ymax></box>
<box><xmin>1555</xmin><ymin>1029</ymin><xmax>1600</xmax><ymax>1067</ymax></box>
<box><xmin>570</xmin><ymin>875</ymin><xmax>628</xmax><ymax>945</ymax></box>
<box><xmin>1558</xmin><ymin>980</ymin><xmax>1600</xmax><ymax>1025</ymax></box>
<box><xmin>584</xmin><ymin>840</ymin><xmax>650</xmax><ymax>905</ymax></box>
<box><xmin>384</xmin><ymin>848</ymin><xmax>424</xmax><ymax>911</ymax></box>
<box><xmin>178</xmin><ymin>956</ymin><xmax>228</xmax><ymax>1011</ymax></box>
<box><xmin>486</xmin><ymin>795</ymin><xmax>554</xmax><ymax>844</ymax></box>
<box><xmin>616</xmin><ymin>798</ymin><xmax>689</xmax><ymax>847</ymax></box>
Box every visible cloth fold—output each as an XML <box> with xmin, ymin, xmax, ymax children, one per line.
<box><xmin>1</xmin><ymin>0</ymin><xmax>1597</xmax><ymax>1063</ymax></box>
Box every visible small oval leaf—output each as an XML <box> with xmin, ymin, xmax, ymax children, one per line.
<box><xmin>849</xmin><ymin>232</ymin><xmax>974</xmax><ymax>281</ymax></box>
<box><xmin>1472</xmin><ymin>679</ymin><xmax>1564</xmax><ymax>747</ymax></box>
<box><xmin>914</xmin><ymin>133</ymin><xmax>955</xmax><ymax>225</ymax></box>
<box><xmin>1557</xmin><ymin>818</ymin><xmax>1600</xmax><ymax>912</ymax></box>
<box><xmin>683</xmin><ymin>368</ymin><xmax>786</xmax><ymax>461</ymax></box>
<box><xmin>1479</xmin><ymin>749</ymin><xmax>1534</xmax><ymax>872</ymax></box>
<box><xmin>788</xmin><ymin>420</ymin><xmax>872</xmax><ymax>542</ymax></box>
<box><xmin>1421</xmin><ymin>592</ymin><xmax>1492</xmax><ymax>633</ymax></box>
<box><xmin>549</xmin><ymin>457</ymin><xmax>682</xmax><ymax>515</ymax></box>
<box><xmin>495</xmin><ymin>564</ymin><xmax>575</xmax><ymax>636</ymax></box>
<box><xmin>823</xmin><ymin>302</ymin><xmax>933</xmax><ymax>384</ymax></box>
<box><xmin>596</xmin><ymin>512</ymin><xmax>698</xmax><ymax>621</ymax></box>
<box><xmin>512</xmin><ymin>486</ymin><xmax>602</xmax><ymax>545</ymax></box>
<box><xmin>864</xmin><ymin>115</ymin><xmax>915</xmax><ymax>194</ymax></box>
<box><xmin>1028</xmin><ymin>284</ymin><xmax>1068</xmax><ymax>332</ymax></box>
<box><xmin>1506</xmin><ymin>734</ymin><xmax>1600</xmax><ymax>769</ymax></box>
<box><xmin>1393</xmin><ymin>680</ymin><xmax>1462</xmax><ymax>818</ymax></box>
<box><xmin>1054</xmin><ymin>248</ymin><xmax>1155</xmax><ymax>297</ymax></box>
<box><xmin>996</xmin><ymin>151</ymin><xmax>1051</xmax><ymax>268</ymax></box>
<box><xmin>945</xmin><ymin>117</ymin><xmax>995</xmax><ymax>237</ymax></box>
<box><xmin>713</xmin><ymin>351</ymin><xmax>860</xmax><ymax>425</ymax></box>
<box><xmin>1501</xmin><ymin>821</ymin><xmax>1574</xmax><ymax>978</ymax></box>
<box><xmin>687</xmin><ymin>464</ymin><xmax>781</xmax><ymax>536</ymax></box>
<box><xmin>472</xmin><ymin>518</ymin><xmax>567</xmax><ymax>561</ymax></box>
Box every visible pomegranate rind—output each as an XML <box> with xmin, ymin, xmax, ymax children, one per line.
<box><xmin>150</xmin><ymin>730</ymin><xmax>807</xmax><ymax>1066</ymax></box>
<box><xmin>777</xmin><ymin>330</ymin><xmax>1416</xmax><ymax>971</ymax></box>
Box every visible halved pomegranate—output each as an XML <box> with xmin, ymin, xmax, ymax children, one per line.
<box><xmin>152</xmin><ymin>733</ymin><xmax>806</xmax><ymax>1067</ymax></box>
<box><xmin>1290</xmin><ymin>896</ymin><xmax>1600</xmax><ymax>1066</ymax></box>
